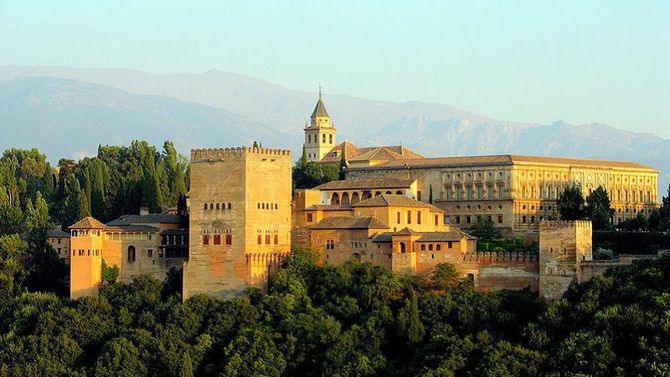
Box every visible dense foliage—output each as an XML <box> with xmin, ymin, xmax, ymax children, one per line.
<box><xmin>293</xmin><ymin>145</ymin><xmax>339</xmax><ymax>189</ymax></box>
<box><xmin>0</xmin><ymin>141</ymin><xmax>188</xmax><ymax>233</ymax></box>
<box><xmin>2</xmin><ymin>244</ymin><xmax>670</xmax><ymax>376</ymax></box>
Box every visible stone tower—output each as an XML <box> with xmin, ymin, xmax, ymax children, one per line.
<box><xmin>304</xmin><ymin>89</ymin><xmax>336</xmax><ymax>162</ymax></box>
<box><xmin>183</xmin><ymin>146</ymin><xmax>293</xmax><ymax>300</ymax></box>
<box><xmin>69</xmin><ymin>217</ymin><xmax>105</xmax><ymax>299</ymax></box>
<box><xmin>538</xmin><ymin>220</ymin><xmax>592</xmax><ymax>300</ymax></box>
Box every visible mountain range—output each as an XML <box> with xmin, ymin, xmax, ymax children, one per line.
<box><xmin>0</xmin><ymin>65</ymin><xmax>668</xmax><ymax>192</ymax></box>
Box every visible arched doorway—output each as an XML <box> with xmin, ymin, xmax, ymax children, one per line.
<box><xmin>362</xmin><ymin>191</ymin><xmax>372</xmax><ymax>200</ymax></box>
<box><xmin>127</xmin><ymin>245</ymin><xmax>136</xmax><ymax>263</ymax></box>
<box><xmin>341</xmin><ymin>192</ymin><xmax>350</xmax><ymax>205</ymax></box>
<box><xmin>399</xmin><ymin>242</ymin><xmax>406</xmax><ymax>254</ymax></box>
<box><xmin>374</xmin><ymin>191</ymin><xmax>382</xmax><ymax>197</ymax></box>
<box><xmin>351</xmin><ymin>192</ymin><xmax>360</xmax><ymax>204</ymax></box>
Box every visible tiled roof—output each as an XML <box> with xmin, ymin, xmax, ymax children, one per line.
<box><xmin>47</xmin><ymin>229</ymin><xmax>70</xmax><ymax>238</ymax></box>
<box><xmin>347</xmin><ymin>154</ymin><xmax>657</xmax><ymax>171</ymax></box>
<box><xmin>395</xmin><ymin>227</ymin><xmax>420</xmax><ymax>235</ymax></box>
<box><xmin>319</xmin><ymin>142</ymin><xmax>424</xmax><ymax>164</ymax></box>
<box><xmin>105</xmin><ymin>225</ymin><xmax>159</xmax><ymax>233</ymax></box>
<box><xmin>310</xmin><ymin>216</ymin><xmax>389</xmax><ymax>230</ymax></box>
<box><xmin>69</xmin><ymin>217</ymin><xmax>106</xmax><ymax>229</ymax></box>
<box><xmin>353</xmin><ymin>194</ymin><xmax>444</xmax><ymax>212</ymax></box>
<box><xmin>417</xmin><ymin>231</ymin><xmax>477</xmax><ymax>242</ymax></box>
<box><xmin>371</xmin><ymin>232</ymin><xmax>393</xmax><ymax>243</ymax></box>
<box><xmin>106</xmin><ymin>214</ymin><xmax>180</xmax><ymax>226</ymax></box>
<box><xmin>313</xmin><ymin>178</ymin><xmax>415</xmax><ymax>191</ymax></box>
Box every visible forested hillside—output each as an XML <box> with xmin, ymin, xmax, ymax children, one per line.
<box><xmin>1</xmin><ymin>246</ymin><xmax>669</xmax><ymax>376</ymax></box>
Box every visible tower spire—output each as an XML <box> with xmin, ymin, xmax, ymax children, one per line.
<box><xmin>318</xmin><ymin>84</ymin><xmax>322</xmax><ymax>99</ymax></box>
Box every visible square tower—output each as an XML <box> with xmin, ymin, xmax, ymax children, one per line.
<box><xmin>69</xmin><ymin>217</ymin><xmax>105</xmax><ymax>299</ymax></box>
<box><xmin>184</xmin><ymin>147</ymin><xmax>292</xmax><ymax>299</ymax></box>
<box><xmin>539</xmin><ymin>220</ymin><xmax>592</xmax><ymax>300</ymax></box>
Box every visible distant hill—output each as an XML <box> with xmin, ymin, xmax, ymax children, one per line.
<box><xmin>0</xmin><ymin>65</ymin><xmax>668</xmax><ymax>192</ymax></box>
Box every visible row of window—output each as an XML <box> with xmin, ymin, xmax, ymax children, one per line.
<box><xmin>330</xmin><ymin>190</ymin><xmax>407</xmax><ymax>205</ymax></box>
<box><xmin>73</xmin><ymin>249</ymin><xmax>101</xmax><ymax>256</ymax></box>
<box><xmin>418</xmin><ymin>242</ymin><xmax>454</xmax><ymax>251</ymax></box>
<box><xmin>307</xmin><ymin>133</ymin><xmax>334</xmax><ymax>144</ymax></box>
<box><xmin>204</xmin><ymin>202</ymin><xmax>233</xmax><ymax>210</ymax></box>
<box><xmin>445</xmin><ymin>184</ymin><xmax>505</xmax><ymax>201</ymax></box>
<box><xmin>203</xmin><ymin>234</ymin><xmax>233</xmax><ymax>245</ymax></box>
<box><xmin>106</xmin><ymin>233</ymin><xmax>153</xmax><ymax>241</ymax></box>
<box><xmin>71</xmin><ymin>230</ymin><xmax>101</xmax><ymax>237</ymax></box>
<box><xmin>394</xmin><ymin>211</ymin><xmax>440</xmax><ymax>226</ymax></box>
<box><xmin>257</xmin><ymin>202</ymin><xmax>279</xmax><ymax>210</ymax></box>
<box><xmin>257</xmin><ymin>234</ymin><xmax>280</xmax><ymax>245</ymax></box>
<box><xmin>448</xmin><ymin>214</ymin><xmax>504</xmax><ymax>225</ymax></box>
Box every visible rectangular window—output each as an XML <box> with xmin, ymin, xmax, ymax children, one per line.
<box><xmin>498</xmin><ymin>215</ymin><xmax>503</xmax><ymax>224</ymax></box>
<box><xmin>417</xmin><ymin>211</ymin><xmax>422</xmax><ymax>225</ymax></box>
<box><xmin>407</xmin><ymin>211</ymin><xmax>412</xmax><ymax>224</ymax></box>
<box><xmin>455</xmin><ymin>216</ymin><xmax>461</xmax><ymax>224</ymax></box>
<box><xmin>274</xmin><ymin>234</ymin><xmax>279</xmax><ymax>245</ymax></box>
<box><xmin>257</xmin><ymin>235</ymin><xmax>262</xmax><ymax>245</ymax></box>
<box><xmin>397</xmin><ymin>212</ymin><xmax>401</xmax><ymax>224</ymax></box>
<box><xmin>417</xmin><ymin>191</ymin><xmax>422</xmax><ymax>201</ymax></box>
<box><xmin>307</xmin><ymin>213</ymin><xmax>313</xmax><ymax>222</ymax></box>
<box><xmin>265</xmin><ymin>235</ymin><xmax>271</xmax><ymax>244</ymax></box>
<box><xmin>225</xmin><ymin>235</ymin><xmax>232</xmax><ymax>245</ymax></box>
<box><xmin>466</xmin><ymin>216</ymin><xmax>471</xmax><ymax>224</ymax></box>
<box><xmin>58</xmin><ymin>238</ymin><xmax>61</xmax><ymax>244</ymax></box>
<box><xmin>214</xmin><ymin>235</ymin><xmax>221</xmax><ymax>245</ymax></box>
<box><xmin>435</xmin><ymin>215</ymin><xmax>438</xmax><ymax>226</ymax></box>
<box><xmin>203</xmin><ymin>235</ymin><xmax>209</xmax><ymax>245</ymax></box>
<box><xmin>448</xmin><ymin>241</ymin><xmax>453</xmax><ymax>249</ymax></box>
<box><xmin>147</xmin><ymin>249</ymin><xmax>153</xmax><ymax>258</ymax></box>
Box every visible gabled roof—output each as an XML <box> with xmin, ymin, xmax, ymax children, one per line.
<box><xmin>311</xmin><ymin>97</ymin><xmax>330</xmax><ymax>118</ymax></box>
<box><xmin>395</xmin><ymin>227</ymin><xmax>420</xmax><ymax>236</ymax></box>
<box><xmin>106</xmin><ymin>214</ymin><xmax>180</xmax><ymax>226</ymax></box>
<box><xmin>69</xmin><ymin>217</ymin><xmax>106</xmax><ymax>229</ymax></box>
<box><xmin>305</xmin><ymin>204</ymin><xmax>353</xmax><ymax>211</ymax></box>
<box><xmin>353</xmin><ymin>194</ymin><xmax>444</xmax><ymax>212</ymax></box>
<box><xmin>313</xmin><ymin>178</ymin><xmax>415</xmax><ymax>191</ymax></box>
<box><xmin>310</xmin><ymin>216</ymin><xmax>389</xmax><ymax>230</ymax></box>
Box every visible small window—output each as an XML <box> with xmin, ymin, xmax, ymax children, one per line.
<box><xmin>436</xmin><ymin>244</ymin><xmax>441</xmax><ymax>251</ymax></box>
<box><xmin>407</xmin><ymin>211</ymin><xmax>412</xmax><ymax>224</ymax></box>
<box><xmin>307</xmin><ymin>213</ymin><xmax>313</xmax><ymax>222</ymax></box>
<box><xmin>257</xmin><ymin>235</ymin><xmax>262</xmax><ymax>245</ymax></box>
<box><xmin>274</xmin><ymin>234</ymin><xmax>279</xmax><ymax>245</ymax></box>
<box><xmin>397</xmin><ymin>212</ymin><xmax>401</xmax><ymax>224</ymax></box>
<box><xmin>228</xmin><ymin>203</ymin><xmax>232</xmax><ymax>210</ymax></box>
<box><xmin>421</xmin><ymin>244</ymin><xmax>426</xmax><ymax>251</ymax></box>
<box><xmin>225</xmin><ymin>234</ymin><xmax>232</xmax><ymax>245</ymax></box>
<box><xmin>214</xmin><ymin>235</ymin><xmax>221</xmax><ymax>245</ymax></box>
<box><xmin>428</xmin><ymin>244</ymin><xmax>433</xmax><ymax>251</ymax></box>
<box><xmin>417</xmin><ymin>211</ymin><xmax>422</xmax><ymax>225</ymax></box>
<box><xmin>209</xmin><ymin>203</ymin><xmax>214</xmax><ymax>210</ymax></box>
<box><xmin>147</xmin><ymin>249</ymin><xmax>153</xmax><ymax>258</ymax></box>
<box><xmin>265</xmin><ymin>235</ymin><xmax>271</xmax><ymax>244</ymax></box>
<box><xmin>203</xmin><ymin>235</ymin><xmax>210</xmax><ymax>245</ymax></box>
<box><xmin>216</xmin><ymin>203</ymin><xmax>220</xmax><ymax>210</ymax></box>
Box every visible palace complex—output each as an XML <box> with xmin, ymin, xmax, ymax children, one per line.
<box><xmin>62</xmin><ymin>93</ymin><xmax>660</xmax><ymax>300</ymax></box>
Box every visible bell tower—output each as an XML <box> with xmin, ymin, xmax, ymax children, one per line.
<box><xmin>304</xmin><ymin>88</ymin><xmax>336</xmax><ymax>162</ymax></box>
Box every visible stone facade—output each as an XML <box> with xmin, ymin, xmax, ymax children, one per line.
<box><xmin>47</xmin><ymin>229</ymin><xmax>71</xmax><ymax>265</ymax></box>
<box><xmin>538</xmin><ymin>220</ymin><xmax>593</xmax><ymax>300</ymax></box>
<box><xmin>183</xmin><ymin>147</ymin><xmax>292</xmax><ymax>299</ymax></box>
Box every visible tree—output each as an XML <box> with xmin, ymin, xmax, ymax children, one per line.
<box><xmin>63</xmin><ymin>174</ymin><xmax>88</xmax><ymax>227</ymax></box>
<box><xmin>557</xmin><ymin>185</ymin><xmax>586</xmax><ymax>220</ymax></box>
<box><xmin>586</xmin><ymin>186</ymin><xmax>613</xmax><ymax>230</ymax></box>
<box><xmin>220</xmin><ymin>329</ymin><xmax>286</xmax><ymax>377</ymax></box>
<box><xmin>0</xmin><ymin>235</ymin><xmax>28</xmax><ymax>301</ymax></box>
<box><xmin>102</xmin><ymin>259</ymin><xmax>120</xmax><ymax>284</ymax></box>
<box><xmin>470</xmin><ymin>218</ymin><xmax>500</xmax><ymax>242</ymax></box>
<box><xmin>94</xmin><ymin>337</ymin><xmax>148</xmax><ymax>377</ymax></box>
<box><xmin>431</xmin><ymin>262</ymin><xmax>460</xmax><ymax>290</ymax></box>
<box><xmin>338</xmin><ymin>153</ymin><xmax>347</xmax><ymax>180</ymax></box>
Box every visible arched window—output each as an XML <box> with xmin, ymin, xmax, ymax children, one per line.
<box><xmin>330</xmin><ymin>193</ymin><xmax>340</xmax><ymax>205</ymax></box>
<box><xmin>428</xmin><ymin>244</ymin><xmax>433</xmax><ymax>251</ymax></box>
<box><xmin>308</xmin><ymin>134</ymin><xmax>312</xmax><ymax>143</ymax></box>
<box><xmin>407</xmin><ymin>211</ymin><xmax>412</xmax><ymax>224</ymax></box>
<box><xmin>399</xmin><ymin>242</ymin><xmax>407</xmax><ymax>254</ymax></box>
<box><xmin>322</xmin><ymin>134</ymin><xmax>326</xmax><ymax>143</ymax></box>
<box><xmin>203</xmin><ymin>203</ymin><xmax>208</xmax><ymax>210</ymax></box>
<box><xmin>341</xmin><ymin>192</ymin><xmax>350</xmax><ymax>205</ymax></box>
<box><xmin>216</xmin><ymin>203</ymin><xmax>220</xmax><ymax>210</ymax></box>
<box><xmin>417</xmin><ymin>211</ymin><xmax>422</xmax><ymax>224</ymax></box>
<box><xmin>329</xmin><ymin>134</ymin><xmax>333</xmax><ymax>144</ymax></box>
<box><xmin>436</xmin><ymin>244</ymin><xmax>441</xmax><ymax>251</ymax></box>
<box><xmin>228</xmin><ymin>203</ymin><xmax>232</xmax><ymax>210</ymax></box>
<box><xmin>127</xmin><ymin>245</ymin><xmax>136</xmax><ymax>263</ymax></box>
<box><xmin>209</xmin><ymin>203</ymin><xmax>214</xmax><ymax>210</ymax></box>
<box><xmin>421</xmin><ymin>244</ymin><xmax>426</xmax><ymax>251</ymax></box>
<box><xmin>397</xmin><ymin>211</ymin><xmax>401</xmax><ymax>224</ymax></box>
<box><xmin>351</xmin><ymin>192</ymin><xmax>360</xmax><ymax>204</ymax></box>
<box><xmin>396</xmin><ymin>190</ymin><xmax>403</xmax><ymax>195</ymax></box>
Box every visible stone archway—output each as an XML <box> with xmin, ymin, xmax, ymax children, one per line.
<box><xmin>341</xmin><ymin>192</ymin><xmax>350</xmax><ymax>205</ymax></box>
<box><xmin>351</xmin><ymin>192</ymin><xmax>360</xmax><ymax>204</ymax></box>
<box><xmin>330</xmin><ymin>192</ymin><xmax>340</xmax><ymax>205</ymax></box>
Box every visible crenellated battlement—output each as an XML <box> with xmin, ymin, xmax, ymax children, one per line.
<box><xmin>462</xmin><ymin>251</ymin><xmax>538</xmax><ymax>264</ymax></box>
<box><xmin>539</xmin><ymin>220</ymin><xmax>592</xmax><ymax>230</ymax></box>
<box><xmin>191</xmin><ymin>147</ymin><xmax>292</xmax><ymax>162</ymax></box>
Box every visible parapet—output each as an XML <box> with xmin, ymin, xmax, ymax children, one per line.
<box><xmin>191</xmin><ymin>147</ymin><xmax>292</xmax><ymax>162</ymax></box>
<box><xmin>539</xmin><ymin>220</ymin><xmax>592</xmax><ymax>230</ymax></box>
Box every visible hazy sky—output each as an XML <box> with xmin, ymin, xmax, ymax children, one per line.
<box><xmin>1</xmin><ymin>1</ymin><xmax>669</xmax><ymax>137</ymax></box>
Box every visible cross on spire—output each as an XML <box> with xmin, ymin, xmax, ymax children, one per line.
<box><xmin>318</xmin><ymin>84</ymin><xmax>322</xmax><ymax>99</ymax></box>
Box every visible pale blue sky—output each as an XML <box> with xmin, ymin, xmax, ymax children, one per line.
<box><xmin>1</xmin><ymin>1</ymin><xmax>669</xmax><ymax>136</ymax></box>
